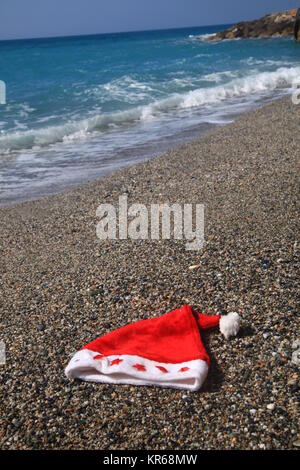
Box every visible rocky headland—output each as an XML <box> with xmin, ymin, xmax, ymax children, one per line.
<box><xmin>206</xmin><ymin>8</ymin><xmax>300</xmax><ymax>41</ymax></box>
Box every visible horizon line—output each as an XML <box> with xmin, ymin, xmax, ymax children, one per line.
<box><xmin>0</xmin><ymin>21</ymin><xmax>232</xmax><ymax>43</ymax></box>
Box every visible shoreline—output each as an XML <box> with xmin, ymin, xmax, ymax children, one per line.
<box><xmin>0</xmin><ymin>96</ymin><xmax>299</xmax><ymax>449</ymax></box>
<box><xmin>0</xmin><ymin>119</ymin><xmax>218</xmax><ymax>209</ymax></box>
<box><xmin>0</xmin><ymin>93</ymin><xmax>290</xmax><ymax>209</ymax></box>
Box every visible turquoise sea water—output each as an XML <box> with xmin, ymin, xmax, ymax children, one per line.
<box><xmin>0</xmin><ymin>25</ymin><xmax>299</xmax><ymax>205</ymax></box>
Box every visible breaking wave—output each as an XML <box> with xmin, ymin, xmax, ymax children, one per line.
<box><xmin>0</xmin><ymin>66</ymin><xmax>298</xmax><ymax>154</ymax></box>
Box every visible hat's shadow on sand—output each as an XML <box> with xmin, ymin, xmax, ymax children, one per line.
<box><xmin>200</xmin><ymin>324</ymin><xmax>255</xmax><ymax>393</ymax></box>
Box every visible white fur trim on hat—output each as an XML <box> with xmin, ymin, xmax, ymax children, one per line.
<box><xmin>65</xmin><ymin>350</ymin><xmax>209</xmax><ymax>392</ymax></box>
<box><xmin>219</xmin><ymin>312</ymin><xmax>241</xmax><ymax>340</ymax></box>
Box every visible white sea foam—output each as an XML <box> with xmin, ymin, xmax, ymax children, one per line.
<box><xmin>18</xmin><ymin>103</ymin><xmax>36</xmax><ymax>118</ymax></box>
<box><xmin>192</xmin><ymin>33</ymin><xmax>217</xmax><ymax>41</ymax></box>
<box><xmin>180</xmin><ymin>66</ymin><xmax>300</xmax><ymax>108</ymax></box>
<box><xmin>243</xmin><ymin>57</ymin><xmax>295</xmax><ymax>67</ymax></box>
<box><xmin>201</xmin><ymin>71</ymin><xmax>237</xmax><ymax>83</ymax></box>
<box><xmin>0</xmin><ymin>66</ymin><xmax>298</xmax><ymax>154</ymax></box>
<box><xmin>86</xmin><ymin>76</ymin><xmax>154</xmax><ymax>104</ymax></box>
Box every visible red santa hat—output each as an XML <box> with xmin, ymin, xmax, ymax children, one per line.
<box><xmin>65</xmin><ymin>305</ymin><xmax>240</xmax><ymax>391</ymax></box>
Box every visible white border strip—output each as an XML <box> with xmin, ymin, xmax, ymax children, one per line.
<box><xmin>65</xmin><ymin>349</ymin><xmax>209</xmax><ymax>391</ymax></box>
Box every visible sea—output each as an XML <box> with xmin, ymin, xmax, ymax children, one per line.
<box><xmin>0</xmin><ymin>25</ymin><xmax>299</xmax><ymax>205</ymax></box>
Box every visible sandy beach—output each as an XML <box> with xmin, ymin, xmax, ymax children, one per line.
<box><xmin>0</xmin><ymin>96</ymin><xmax>299</xmax><ymax>449</ymax></box>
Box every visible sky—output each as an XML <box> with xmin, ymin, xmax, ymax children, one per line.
<box><xmin>0</xmin><ymin>0</ymin><xmax>298</xmax><ymax>41</ymax></box>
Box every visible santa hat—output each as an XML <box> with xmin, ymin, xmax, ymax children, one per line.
<box><xmin>65</xmin><ymin>305</ymin><xmax>240</xmax><ymax>392</ymax></box>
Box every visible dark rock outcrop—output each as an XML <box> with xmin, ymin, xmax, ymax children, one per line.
<box><xmin>206</xmin><ymin>9</ymin><xmax>298</xmax><ymax>41</ymax></box>
<box><xmin>294</xmin><ymin>8</ymin><xmax>300</xmax><ymax>41</ymax></box>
